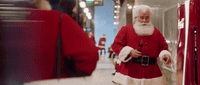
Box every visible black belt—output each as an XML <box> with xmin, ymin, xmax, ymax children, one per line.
<box><xmin>131</xmin><ymin>55</ymin><xmax>156</xmax><ymax>67</ymax></box>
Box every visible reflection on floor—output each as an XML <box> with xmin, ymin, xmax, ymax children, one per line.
<box><xmin>24</xmin><ymin>53</ymin><xmax>119</xmax><ymax>85</ymax></box>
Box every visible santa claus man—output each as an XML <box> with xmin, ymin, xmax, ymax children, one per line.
<box><xmin>112</xmin><ymin>5</ymin><xmax>172</xmax><ymax>85</ymax></box>
<box><xmin>98</xmin><ymin>33</ymin><xmax>106</xmax><ymax>55</ymax></box>
<box><xmin>89</xmin><ymin>32</ymin><xmax>96</xmax><ymax>44</ymax></box>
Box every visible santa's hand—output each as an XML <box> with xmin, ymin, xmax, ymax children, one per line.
<box><xmin>163</xmin><ymin>55</ymin><xmax>172</xmax><ymax>66</ymax></box>
<box><xmin>129</xmin><ymin>49</ymin><xmax>142</xmax><ymax>58</ymax></box>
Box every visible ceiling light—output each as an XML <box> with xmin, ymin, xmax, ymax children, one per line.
<box><xmin>84</xmin><ymin>8</ymin><xmax>89</xmax><ymax>13</ymax></box>
<box><xmin>114</xmin><ymin>22</ymin><xmax>118</xmax><ymax>25</ymax></box>
<box><xmin>128</xmin><ymin>6</ymin><xmax>132</xmax><ymax>9</ymax></box>
<box><xmin>79</xmin><ymin>1</ymin><xmax>86</xmax><ymax>8</ymax></box>
<box><xmin>118</xmin><ymin>5</ymin><xmax>120</xmax><ymax>8</ymax></box>
<box><xmin>88</xmin><ymin>16</ymin><xmax>92</xmax><ymax>19</ymax></box>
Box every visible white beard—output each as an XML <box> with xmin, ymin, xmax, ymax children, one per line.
<box><xmin>133</xmin><ymin>21</ymin><xmax>154</xmax><ymax>36</ymax></box>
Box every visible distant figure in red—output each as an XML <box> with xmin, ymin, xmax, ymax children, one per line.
<box><xmin>108</xmin><ymin>45</ymin><xmax>116</xmax><ymax>58</ymax></box>
<box><xmin>98</xmin><ymin>33</ymin><xmax>106</xmax><ymax>55</ymax></box>
<box><xmin>108</xmin><ymin>45</ymin><xmax>113</xmax><ymax>58</ymax></box>
<box><xmin>89</xmin><ymin>32</ymin><xmax>96</xmax><ymax>44</ymax></box>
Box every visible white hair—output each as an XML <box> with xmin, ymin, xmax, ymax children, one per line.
<box><xmin>132</xmin><ymin>5</ymin><xmax>153</xmax><ymax>23</ymax></box>
<box><xmin>29</xmin><ymin>0</ymin><xmax>52</xmax><ymax>10</ymax></box>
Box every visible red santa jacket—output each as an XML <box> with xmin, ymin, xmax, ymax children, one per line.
<box><xmin>112</xmin><ymin>24</ymin><xmax>171</xmax><ymax>84</ymax></box>
<box><xmin>0</xmin><ymin>9</ymin><xmax>99</xmax><ymax>84</ymax></box>
<box><xmin>98</xmin><ymin>36</ymin><xmax>106</xmax><ymax>50</ymax></box>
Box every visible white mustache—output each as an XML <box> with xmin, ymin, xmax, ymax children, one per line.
<box><xmin>139</xmin><ymin>23</ymin><xmax>150</xmax><ymax>26</ymax></box>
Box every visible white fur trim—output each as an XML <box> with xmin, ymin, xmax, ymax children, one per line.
<box><xmin>101</xmin><ymin>41</ymin><xmax>105</xmax><ymax>44</ymax></box>
<box><xmin>113</xmin><ymin>72</ymin><xmax>166</xmax><ymax>85</ymax></box>
<box><xmin>159</xmin><ymin>50</ymin><xmax>172</xmax><ymax>66</ymax></box>
<box><xmin>133</xmin><ymin>22</ymin><xmax>154</xmax><ymax>36</ymax></box>
<box><xmin>119</xmin><ymin>46</ymin><xmax>133</xmax><ymax>62</ymax></box>
<box><xmin>113</xmin><ymin>52</ymin><xmax>121</xmax><ymax>65</ymax></box>
<box><xmin>98</xmin><ymin>46</ymin><xmax>105</xmax><ymax>48</ymax></box>
<box><xmin>114</xmin><ymin>58</ymin><xmax>121</xmax><ymax>65</ymax></box>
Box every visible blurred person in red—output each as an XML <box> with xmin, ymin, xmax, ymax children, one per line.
<box><xmin>108</xmin><ymin>45</ymin><xmax>113</xmax><ymax>58</ymax></box>
<box><xmin>0</xmin><ymin>0</ymin><xmax>99</xmax><ymax>84</ymax></box>
<box><xmin>98</xmin><ymin>33</ymin><xmax>106</xmax><ymax>55</ymax></box>
<box><xmin>108</xmin><ymin>45</ymin><xmax>118</xmax><ymax>76</ymax></box>
<box><xmin>112</xmin><ymin>5</ymin><xmax>172</xmax><ymax>85</ymax></box>
<box><xmin>108</xmin><ymin>45</ymin><xmax>116</xmax><ymax>59</ymax></box>
<box><xmin>89</xmin><ymin>31</ymin><xmax>96</xmax><ymax>44</ymax></box>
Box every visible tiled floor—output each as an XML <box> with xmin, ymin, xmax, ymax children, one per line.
<box><xmin>24</xmin><ymin>53</ymin><xmax>118</xmax><ymax>85</ymax></box>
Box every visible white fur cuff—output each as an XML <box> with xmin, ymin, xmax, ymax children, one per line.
<box><xmin>119</xmin><ymin>46</ymin><xmax>133</xmax><ymax>62</ymax></box>
<box><xmin>101</xmin><ymin>41</ymin><xmax>105</xmax><ymax>44</ymax></box>
<box><xmin>159</xmin><ymin>50</ymin><xmax>172</xmax><ymax>65</ymax></box>
<box><xmin>112</xmin><ymin>72</ymin><xmax>166</xmax><ymax>85</ymax></box>
<box><xmin>114</xmin><ymin>58</ymin><xmax>121</xmax><ymax>65</ymax></box>
<box><xmin>98</xmin><ymin>46</ymin><xmax>105</xmax><ymax>48</ymax></box>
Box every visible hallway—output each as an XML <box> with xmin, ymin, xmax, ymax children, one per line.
<box><xmin>24</xmin><ymin>53</ymin><xmax>118</xmax><ymax>85</ymax></box>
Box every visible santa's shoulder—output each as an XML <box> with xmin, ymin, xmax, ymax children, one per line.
<box><xmin>153</xmin><ymin>27</ymin><xmax>162</xmax><ymax>34</ymax></box>
<box><xmin>124</xmin><ymin>24</ymin><xmax>133</xmax><ymax>28</ymax></box>
<box><xmin>120</xmin><ymin>24</ymin><xmax>134</xmax><ymax>30</ymax></box>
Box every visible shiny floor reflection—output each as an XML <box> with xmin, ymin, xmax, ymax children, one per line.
<box><xmin>24</xmin><ymin>53</ymin><xmax>119</xmax><ymax>85</ymax></box>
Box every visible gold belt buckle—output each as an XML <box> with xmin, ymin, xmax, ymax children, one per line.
<box><xmin>141</xmin><ymin>55</ymin><xmax>149</xmax><ymax>67</ymax></box>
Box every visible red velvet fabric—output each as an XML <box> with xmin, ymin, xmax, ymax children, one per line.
<box><xmin>0</xmin><ymin>9</ymin><xmax>99</xmax><ymax>83</ymax></box>
<box><xmin>112</xmin><ymin>24</ymin><xmax>169</xmax><ymax>78</ymax></box>
<box><xmin>98</xmin><ymin>37</ymin><xmax>106</xmax><ymax>50</ymax></box>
